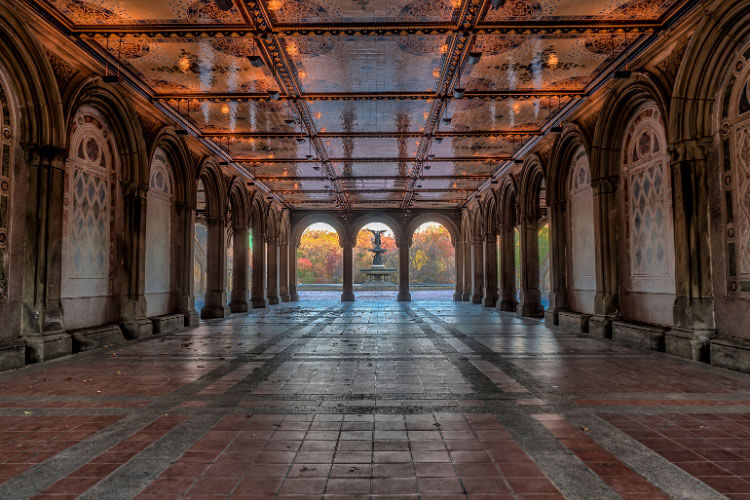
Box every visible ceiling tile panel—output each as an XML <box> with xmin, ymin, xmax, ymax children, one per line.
<box><xmin>50</xmin><ymin>0</ymin><xmax>245</xmax><ymax>24</ymax></box>
<box><xmin>102</xmin><ymin>38</ymin><xmax>277</xmax><ymax>93</ymax></box>
<box><xmin>333</xmin><ymin>161</ymin><xmax>412</xmax><ymax>177</ymax></box>
<box><xmin>178</xmin><ymin>100</ymin><xmax>297</xmax><ymax>133</ymax></box>
<box><xmin>308</xmin><ymin>100</ymin><xmax>433</xmax><ymax>133</ymax></box>
<box><xmin>323</xmin><ymin>137</ymin><xmax>420</xmax><ymax>159</ymax></box>
<box><xmin>483</xmin><ymin>0</ymin><xmax>675</xmax><ymax>21</ymax></box>
<box><xmin>447</xmin><ymin>97</ymin><xmax>572</xmax><ymax>131</ymax></box>
<box><xmin>265</xmin><ymin>0</ymin><xmax>459</xmax><ymax>24</ymax></box>
<box><xmin>428</xmin><ymin>136</ymin><xmax>516</xmax><ymax>158</ymax></box>
<box><xmin>283</xmin><ymin>35</ymin><xmax>448</xmax><ymax>93</ymax></box>
<box><xmin>465</xmin><ymin>34</ymin><xmax>627</xmax><ymax>91</ymax></box>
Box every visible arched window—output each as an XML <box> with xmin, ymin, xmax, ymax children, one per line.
<box><xmin>567</xmin><ymin>146</ymin><xmax>595</xmax><ymax>314</ymax></box>
<box><xmin>620</xmin><ymin>103</ymin><xmax>675</xmax><ymax>294</ymax></box>
<box><xmin>0</xmin><ymin>74</ymin><xmax>14</xmax><ymax>301</ymax></box>
<box><xmin>145</xmin><ymin>148</ymin><xmax>174</xmax><ymax>316</ymax></box>
<box><xmin>62</xmin><ymin>107</ymin><xmax>116</xmax><ymax>300</ymax></box>
<box><xmin>721</xmin><ymin>48</ymin><xmax>750</xmax><ymax>294</ymax></box>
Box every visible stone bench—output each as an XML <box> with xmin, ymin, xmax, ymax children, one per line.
<box><xmin>0</xmin><ymin>340</ymin><xmax>25</xmax><ymax>371</ymax></box>
<box><xmin>557</xmin><ymin>311</ymin><xmax>590</xmax><ymax>333</ymax></box>
<box><xmin>710</xmin><ymin>336</ymin><xmax>750</xmax><ymax>373</ymax></box>
<box><xmin>612</xmin><ymin>320</ymin><xmax>666</xmax><ymax>351</ymax></box>
<box><xmin>70</xmin><ymin>325</ymin><xmax>126</xmax><ymax>352</ymax></box>
<box><xmin>152</xmin><ymin>314</ymin><xmax>186</xmax><ymax>334</ymax></box>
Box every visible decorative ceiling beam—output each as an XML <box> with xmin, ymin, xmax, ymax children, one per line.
<box><xmin>202</xmin><ymin>131</ymin><xmax>540</xmax><ymax>138</ymax></box>
<box><xmin>154</xmin><ymin>90</ymin><xmax>585</xmax><ymax>101</ymax></box>
<box><xmin>237</xmin><ymin>156</ymin><xmax>512</xmax><ymax>163</ymax></box>
<box><xmin>257</xmin><ymin>175</ymin><xmax>492</xmax><ymax>181</ymax></box>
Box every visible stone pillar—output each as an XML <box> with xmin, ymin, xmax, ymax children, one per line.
<box><xmin>461</xmin><ymin>240</ymin><xmax>472</xmax><ymax>301</ymax></box>
<box><xmin>397</xmin><ymin>241</ymin><xmax>411</xmax><ymax>302</ymax></box>
<box><xmin>201</xmin><ymin>215</ymin><xmax>229</xmax><ymax>319</ymax></box>
<box><xmin>21</xmin><ymin>147</ymin><xmax>71</xmax><ymax>364</ymax></box>
<box><xmin>229</xmin><ymin>225</ymin><xmax>250</xmax><ymax>313</ymax></box>
<box><xmin>288</xmin><ymin>242</ymin><xmax>299</xmax><ymax>301</ymax></box>
<box><xmin>471</xmin><ymin>238</ymin><xmax>484</xmax><ymax>304</ymax></box>
<box><xmin>545</xmin><ymin>199</ymin><xmax>567</xmax><ymax>327</ymax></box>
<box><xmin>518</xmin><ymin>215</ymin><xmax>544</xmax><ymax>317</ymax></box>
<box><xmin>279</xmin><ymin>240</ymin><xmax>290</xmax><ymax>302</ymax></box>
<box><xmin>341</xmin><ymin>239</ymin><xmax>355</xmax><ymax>302</ymax></box>
<box><xmin>591</xmin><ymin>176</ymin><xmax>618</xmax><ymax>316</ymax></box>
<box><xmin>251</xmin><ymin>231</ymin><xmax>267</xmax><ymax>308</ymax></box>
<box><xmin>266</xmin><ymin>239</ymin><xmax>280</xmax><ymax>305</ymax></box>
<box><xmin>498</xmin><ymin>224</ymin><xmax>517</xmax><ymax>312</ymax></box>
<box><xmin>669</xmin><ymin>146</ymin><xmax>715</xmax><ymax>361</ymax></box>
<box><xmin>482</xmin><ymin>234</ymin><xmax>498</xmax><ymax>307</ymax></box>
<box><xmin>453</xmin><ymin>241</ymin><xmax>463</xmax><ymax>301</ymax></box>
<box><xmin>176</xmin><ymin>202</ymin><xmax>199</xmax><ymax>326</ymax></box>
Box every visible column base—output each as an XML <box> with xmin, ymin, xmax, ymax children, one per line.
<box><xmin>482</xmin><ymin>295</ymin><xmax>497</xmax><ymax>307</ymax></box>
<box><xmin>397</xmin><ymin>292</ymin><xmax>411</xmax><ymax>302</ymax></box>
<box><xmin>453</xmin><ymin>291</ymin><xmax>463</xmax><ymax>301</ymax></box>
<box><xmin>229</xmin><ymin>301</ymin><xmax>249</xmax><ymax>313</ymax></box>
<box><xmin>267</xmin><ymin>296</ymin><xmax>280</xmax><ymax>305</ymax></box>
<box><xmin>281</xmin><ymin>294</ymin><xmax>291</xmax><ymax>303</ymax></box>
<box><xmin>252</xmin><ymin>297</ymin><xmax>268</xmax><ymax>308</ymax></box>
<box><xmin>201</xmin><ymin>305</ymin><xmax>229</xmax><ymax>319</ymax></box>
<box><xmin>0</xmin><ymin>340</ymin><xmax>25</xmax><ymax>371</ymax></box>
<box><xmin>471</xmin><ymin>294</ymin><xmax>482</xmax><ymax>304</ymax></box>
<box><xmin>461</xmin><ymin>292</ymin><xmax>471</xmax><ymax>301</ymax></box>
<box><xmin>666</xmin><ymin>327</ymin><xmax>714</xmax><ymax>362</ymax></box>
<box><xmin>24</xmin><ymin>331</ymin><xmax>71</xmax><ymax>364</ymax></box>
<box><xmin>289</xmin><ymin>292</ymin><xmax>299</xmax><ymax>302</ymax></box>
<box><xmin>183</xmin><ymin>310</ymin><xmax>200</xmax><ymax>327</ymax></box>
<box><xmin>544</xmin><ymin>309</ymin><xmax>558</xmax><ymax>327</ymax></box>
<box><xmin>520</xmin><ymin>301</ymin><xmax>545</xmax><ymax>318</ymax></box>
<box><xmin>498</xmin><ymin>299</ymin><xmax>516</xmax><ymax>312</ymax></box>
<box><xmin>121</xmin><ymin>318</ymin><xmax>154</xmax><ymax>339</ymax></box>
<box><xmin>341</xmin><ymin>291</ymin><xmax>355</xmax><ymax>302</ymax></box>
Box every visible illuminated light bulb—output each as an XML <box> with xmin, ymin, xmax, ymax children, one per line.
<box><xmin>178</xmin><ymin>56</ymin><xmax>190</xmax><ymax>73</ymax></box>
<box><xmin>221</xmin><ymin>104</ymin><xmax>230</xmax><ymax>114</ymax></box>
<box><xmin>440</xmin><ymin>44</ymin><xmax>448</xmax><ymax>54</ymax></box>
<box><xmin>548</xmin><ymin>53</ymin><xmax>559</xmax><ymax>67</ymax></box>
<box><xmin>286</xmin><ymin>42</ymin><xmax>299</xmax><ymax>56</ymax></box>
<box><xmin>314</xmin><ymin>111</ymin><xmax>322</xmax><ymax>119</ymax></box>
<box><xmin>512</xmin><ymin>102</ymin><xmax>521</xmax><ymax>114</ymax></box>
<box><xmin>268</xmin><ymin>0</ymin><xmax>282</xmax><ymax>10</ymax></box>
<box><xmin>432</xmin><ymin>68</ymin><xmax>440</xmax><ymax>78</ymax></box>
<box><xmin>298</xmin><ymin>71</ymin><xmax>306</xmax><ymax>79</ymax></box>
<box><xmin>451</xmin><ymin>0</ymin><xmax>461</xmax><ymax>7</ymax></box>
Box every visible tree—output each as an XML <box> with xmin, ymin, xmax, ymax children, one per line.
<box><xmin>296</xmin><ymin>229</ymin><xmax>342</xmax><ymax>284</ymax></box>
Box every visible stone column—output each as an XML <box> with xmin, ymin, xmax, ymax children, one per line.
<box><xmin>288</xmin><ymin>242</ymin><xmax>299</xmax><ymax>301</ymax></box>
<box><xmin>498</xmin><ymin>224</ymin><xmax>517</xmax><ymax>312</ymax></box>
<box><xmin>201</xmin><ymin>215</ymin><xmax>229</xmax><ymax>319</ymax></box>
<box><xmin>266</xmin><ymin>239</ymin><xmax>280</xmax><ymax>305</ymax></box>
<box><xmin>461</xmin><ymin>240</ymin><xmax>472</xmax><ymax>301</ymax></box>
<box><xmin>279</xmin><ymin>240</ymin><xmax>290</xmax><ymax>302</ymax></box>
<box><xmin>669</xmin><ymin>145</ymin><xmax>715</xmax><ymax>360</ymax></box>
<box><xmin>518</xmin><ymin>215</ymin><xmax>544</xmax><ymax>317</ymax></box>
<box><xmin>176</xmin><ymin>202</ymin><xmax>199</xmax><ymax>326</ymax></box>
<box><xmin>482</xmin><ymin>233</ymin><xmax>498</xmax><ymax>307</ymax></box>
<box><xmin>21</xmin><ymin>147</ymin><xmax>71</xmax><ymax>364</ymax></box>
<box><xmin>229</xmin><ymin>225</ymin><xmax>250</xmax><ymax>313</ymax></box>
<box><xmin>545</xmin><ymin>199</ymin><xmax>567</xmax><ymax>327</ymax></box>
<box><xmin>397</xmin><ymin>241</ymin><xmax>411</xmax><ymax>302</ymax></box>
<box><xmin>251</xmin><ymin>231</ymin><xmax>267</xmax><ymax>308</ymax></box>
<box><xmin>471</xmin><ymin>238</ymin><xmax>484</xmax><ymax>304</ymax></box>
<box><xmin>341</xmin><ymin>239</ymin><xmax>355</xmax><ymax>302</ymax></box>
<box><xmin>453</xmin><ymin>241</ymin><xmax>463</xmax><ymax>301</ymax></box>
<box><xmin>589</xmin><ymin>175</ymin><xmax>618</xmax><ymax>338</ymax></box>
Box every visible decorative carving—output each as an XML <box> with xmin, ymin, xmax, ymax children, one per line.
<box><xmin>137</xmin><ymin>112</ymin><xmax>163</xmax><ymax>146</ymax></box>
<box><xmin>657</xmin><ymin>38</ymin><xmax>688</xmax><ymax>85</ymax></box>
<box><xmin>46</xmin><ymin>51</ymin><xmax>77</xmax><ymax>93</ymax></box>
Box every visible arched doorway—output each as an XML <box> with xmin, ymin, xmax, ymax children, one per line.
<box><xmin>354</xmin><ymin>222</ymin><xmax>399</xmax><ymax>300</ymax></box>
<box><xmin>145</xmin><ymin>148</ymin><xmax>175</xmax><ymax>317</ymax></box>
<box><xmin>193</xmin><ymin>179</ymin><xmax>208</xmax><ymax>314</ymax></box>
<box><xmin>408</xmin><ymin>222</ymin><xmax>455</xmax><ymax>301</ymax></box>
<box><xmin>538</xmin><ymin>222</ymin><xmax>550</xmax><ymax>310</ymax></box>
<box><xmin>296</xmin><ymin>222</ymin><xmax>342</xmax><ymax>301</ymax></box>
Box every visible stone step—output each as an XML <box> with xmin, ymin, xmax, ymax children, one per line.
<box><xmin>70</xmin><ymin>325</ymin><xmax>125</xmax><ymax>352</ymax></box>
<box><xmin>612</xmin><ymin>320</ymin><xmax>666</xmax><ymax>351</ymax></box>
<box><xmin>152</xmin><ymin>314</ymin><xmax>186</xmax><ymax>334</ymax></box>
<box><xmin>557</xmin><ymin>311</ymin><xmax>590</xmax><ymax>333</ymax></box>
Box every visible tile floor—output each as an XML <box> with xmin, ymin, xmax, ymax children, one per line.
<box><xmin>0</xmin><ymin>296</ymin><xmax>749</xmax><ymax>499</ymax></box>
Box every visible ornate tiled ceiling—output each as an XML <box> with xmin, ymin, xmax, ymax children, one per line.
<box><xmin>32</xmin><ymin>0</ymin><xmax>690</xmax><ymax>211</ymax></box>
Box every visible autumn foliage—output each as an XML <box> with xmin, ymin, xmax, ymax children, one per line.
<box><xmin>296</xmin><ymin>224</ymin><xmax>455</xmax><ymax>285</ymax></box>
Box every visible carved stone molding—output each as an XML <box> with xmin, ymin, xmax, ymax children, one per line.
<box><xmin>46</xmin><ymin>51</ymin><xmax>76</xmax><ymax>94</ymax></box>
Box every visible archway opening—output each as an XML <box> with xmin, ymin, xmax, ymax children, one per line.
<box><xmin>408</xmin><ymin>222</ymin><xmax>455</xmax><ymax>301</ymax></box>
<box><xmin>226</xmin><ymin>230</ymin><xmax>233</xmax><ymax>306</ymax></box>
<box><xmin>193</xmin><ymin>179</ymin><xmax>208</xmax><ymax>314</ymax></box>
<box><xmin>296</xmin><ymin>222</ymin><xmax>342</xmax><ymax>300</ymax></box>
<box><xmin>354</xmin><ymin>222</ymin><xmax>399</xmax><ymax>300</ymax></box>
<box><xmin>538</xmin><ymin>223</ymin><xmax>550</xmax><ymax>310</ymax></box>
<box><xmin>513</xmin><ymin>226</ymin><xmax>521</xmax><ymax>303</ymax></box>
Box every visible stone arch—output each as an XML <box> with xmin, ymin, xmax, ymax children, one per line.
<box><xmin>349</xmin><ymin>213</ymin><xmax>404</xmax><ymax>248</ymax></box>
<box><xmin>590</xmin><ymin>73</ymin><xmax>670</xmax><ymax>317</ymax></box>
<box><xmin>671</xmin><ymin>0</ymin><xmax>750</xmax><ymax>347</ymax></box>
<box><xmin>516</xmin><ymin>155</ymin><xmax>547</xmax><ymax>317</ymax></box>
<box><xmin>497</xmin><ymin>176</ymin><xmax>519</xmax><ymax>311</ymax></box>
<box><xmin>519</xmin><ymin>154</ymin><xmax>546</xmax><ymax>223</ymax></box>
<box><xmin>291</xmin><ymin>213</ymin><xmax>347</xmax><ymax>248</ymax></box>
<box><xmin>546</xmin><ymin>124</ymin><xmax>595</xmax><ymax>317</ymax></box>
<box><xmin>149</xmin><ymin>128</ymin><xmax>194</xmax><ymax>208</ymax></box>
<box><xmin>403</xmin><ymin>212</ymin><xmax>459</xmax><ymax>248</ymax></box>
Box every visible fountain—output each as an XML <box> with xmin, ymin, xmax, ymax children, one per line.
<box><xmin>359</xmin><ymin>229</ymin><xmax>396</xmax><ymax>284</ymax></box>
